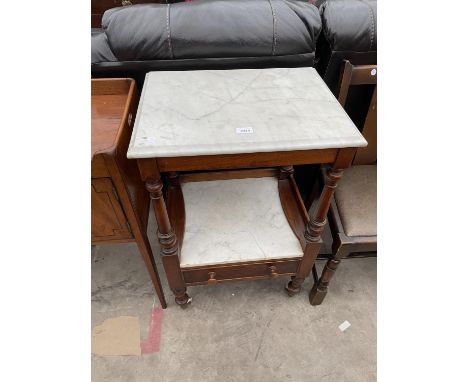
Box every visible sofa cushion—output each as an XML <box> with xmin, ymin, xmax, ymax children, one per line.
<box><xmin>334</xmin><ymin>165</ymin><xmax>377</xmax><ymax>237</ymax></box>
<box><xmin>315</xmin><ymin>0</ymin><xmax>377</xmax><ymax>90</ymax></box>
<box><xmin>92</xmin><ymin>0</ymin><xmax>321</xmax><ymax>67</ymax></box>
<box><xmin>92</xmin><ymin>29</ymin><xmax>118</xmax><ymax>63</ymax></box>
<box><xmin>313</xmin><ymin>0</ymin><xmax>376</xmax><ymax>136</ymax></box>
<box><xmin>320</xmin><ymin>0</ymin><xmax>377</xmax><ymax>52</ymax></box>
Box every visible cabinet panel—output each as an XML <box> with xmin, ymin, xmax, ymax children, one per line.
<box><xmin>91</xmin><ymin>155</ymin><xmax>109</xmax><ymax>178</ymax></box>
<box><xmin>91</xmin><ymin>178</ymin><xmax>133</xmax><ymax>242</ymax></box>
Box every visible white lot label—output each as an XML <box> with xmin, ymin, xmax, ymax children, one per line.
<box><xmin>236</xmin><ymin>127</ymin><xmax>254</xmax><ymax>134</ymax></box>
<box><xmin>339</xmin><ymin>320</ymin><xmax>351</xmax><ymax>332</ymax></box>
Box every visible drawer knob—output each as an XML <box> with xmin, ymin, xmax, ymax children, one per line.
<box><xmin>207</xmin><ymin>272</ymin><xmax>217</xmax><ymax>285</ymax></box>
<box><xmin>269</xmin><ymin>266</ymin><xmax>279</xmax><ymax>278</ymax></box>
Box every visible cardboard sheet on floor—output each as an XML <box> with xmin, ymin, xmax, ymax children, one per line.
<box><xmin>92</xmin><ymin>316</ymin><xmax>141</xmax><ymax>356</ymax></box>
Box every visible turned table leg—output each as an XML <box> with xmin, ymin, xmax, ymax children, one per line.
<box><xmin>285</xmin><ymin>148</ymin><xmax>356</xmax><ymax>297</ymax></box>
<box><xmin>139</xmin><ymin>159</ymin><xmax>191</xmax><ymax>307</ymax></box>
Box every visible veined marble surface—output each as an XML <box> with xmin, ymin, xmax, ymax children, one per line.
<box><xmin>127</xmin><ymin>68</ymin><xmax>367</xmax><ymax>158</ymax></box>
<box><xmin>179</xmin><ymin>177</ymin><xmax>303</xmax><ymax>268</ymax></box>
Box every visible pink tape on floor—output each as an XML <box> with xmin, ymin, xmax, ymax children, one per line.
<box><xmin>140</xmin><ymin>307</ymin><xmax>163</xmax><ymax>354</ymax></box>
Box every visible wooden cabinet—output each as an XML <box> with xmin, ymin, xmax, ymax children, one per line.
<box><xmin>91</xmin><ymin>78</ymin><xmax>166</xmax><ymax>308</ymax></box>
<box><xmin>91</xmin><ymin>178</ymin><xmax>132</xmax><ymax>242</ymax></box>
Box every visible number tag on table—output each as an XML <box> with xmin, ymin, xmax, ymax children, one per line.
<box><xmin>236</xmin><ymin>127</ymin><xmax>254</xmax><ymax>134</ymax></box>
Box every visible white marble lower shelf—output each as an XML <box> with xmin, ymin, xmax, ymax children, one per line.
<box><xmin>179</xmin><ymin>177</ymin><xmax>304</xmax><ymax>268</ymax></box>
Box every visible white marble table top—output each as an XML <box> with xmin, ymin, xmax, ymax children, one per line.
<box><xmin>180</xmin><ymin>177</ymin><xmax>303</xmax><ymax>268</ymax></box>
<box><xmin>127</xmin><ymin>68</ymin><xmax>367</xmax><ymax>159</ymax></box>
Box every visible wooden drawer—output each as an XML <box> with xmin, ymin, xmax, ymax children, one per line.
<box><xmin>182</xmin><ymin>259</ymin><xmax>301</xmax><ymax>286</ymax></box>
<box><xmin>91</xmin><ymin>178</ymin><xmax>133</xmax><ymax>243</ymax></box>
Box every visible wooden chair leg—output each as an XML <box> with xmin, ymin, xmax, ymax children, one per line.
<box><xmin>309</xmin><ymin>241</ymin><xmax>349</xmax><ymax>305</ymax></box>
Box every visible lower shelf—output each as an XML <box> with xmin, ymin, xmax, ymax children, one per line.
<box><xmin>179</xmin><ymin>177</ymin><xmax>304</xmax><ymax>268</ymax></box>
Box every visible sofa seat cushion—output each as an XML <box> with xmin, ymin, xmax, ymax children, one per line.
<box><xmin>334</xmin><ymin>164</ymin><xmax>376</xmax><ymax>237</ymax></box>
<box><xmin>92</xmin><ymin>0</ymin><xmax>321</xmax><ymax>65</ymax></box>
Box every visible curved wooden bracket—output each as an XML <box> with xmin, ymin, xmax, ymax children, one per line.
<box><xmin>167</xmin><ymin>172</ymin><xmax>186</xmax><ymax>252</ymax></box>
<box><xmin>278</xmin><ymin>166</ymin><xmax>309</xmax><ymax>251</ymax></box>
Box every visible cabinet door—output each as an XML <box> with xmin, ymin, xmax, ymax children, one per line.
<box><xmin>91</xmin><ymin>178</ymin><xmax>133</xmax><ymax>242</ymax></box>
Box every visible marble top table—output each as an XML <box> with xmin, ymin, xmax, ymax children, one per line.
<box><xmin>129</xmin><ymin>67</ymin><xmax>367</xmax><ymax>307</ymax></box>
<box><xmin>127</xmin><ymin>68</ymin><xmax>366</xmax><ymax>159</ymax></box>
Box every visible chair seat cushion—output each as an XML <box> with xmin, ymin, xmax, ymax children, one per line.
<box><xmin>334</xmin><ymin>164</ymin><xmax>376</xmax><ymax>237</ymax></box>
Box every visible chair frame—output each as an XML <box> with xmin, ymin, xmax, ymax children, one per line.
<box><xmin>309</xmin><ymin>60</ymin><xmax>377</xmax><ymax>305</ymax></box>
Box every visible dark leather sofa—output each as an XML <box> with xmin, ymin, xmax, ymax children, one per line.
<box><xmin>315</xmin><ymin>0</ymin><xmax>377</xmax><ymax>129</ymax></box>
<box><xmin>315</xmin><ymin>0</ymin><xmax>376</xmax><ymax>91</ymax></box>
<box><xmin>92</xmin><ymin>0</ymin><xmax>376</xmax><ymax>118</ymax></box>
<box><xmin>92</xmin><ymin>0</ymin><xmax>322</xmax><ymax>86</ymax></box>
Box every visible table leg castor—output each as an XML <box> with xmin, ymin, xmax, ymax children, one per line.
<box><xmin>285</xmin><ymin>280</ymin><xmax>301</xmax><ymax>296</ymax></box>
<box><xmin>175</xmin><ymin>293</ymin><xmax>192</xmax><ymax>308</ymax></box>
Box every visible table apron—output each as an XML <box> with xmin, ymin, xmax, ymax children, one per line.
<box><xmin>156</xmin><ymin>148</ymin><xmax>339</xmax><ymax>172</ymax></box>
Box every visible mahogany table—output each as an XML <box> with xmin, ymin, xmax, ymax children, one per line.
<box><xmin>92</xmin><ymin>78</ymin><xmax>167</xmax><ymax>308</ymax></box>
<box><xmin>127</xmin><ymin>68</ymin><xmax>367</xmax><ymax>307</ymax></box>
